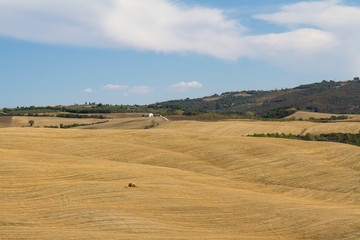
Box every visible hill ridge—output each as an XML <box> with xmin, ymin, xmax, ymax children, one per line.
<box><xmin>159</xmin><ymin>78</ymin><xmax>360</xmax><ymax>116</ymax></box>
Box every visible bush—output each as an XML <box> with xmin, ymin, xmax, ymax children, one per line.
<box><xmin>44</xmin><ymin>125</ymin><xmax>59</xmax><ymax>128</ymax></box>
<box><xmin>28</xmin><ymin>120</ymin><xmax>34</xmax><ymax>127</ymax></box>
<box><xmin>248</xmin><ymin>132</ymin><xmax>360</xmax><ymax>146</ymax></box>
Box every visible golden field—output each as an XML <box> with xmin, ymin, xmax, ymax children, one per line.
<box><xmin>286</xmin><ymin>111</ymin><xmax>360</xmax><ymax>121</ymax></box>
<box><xmin>0</xmin><ymin>119</ymin><xmax>360</xmax><ymax>239</ymax></box>
<box><xmin>2</xmin><ymin>116</ymin><xmax>165</xmax><ymax>129</ymax></box>
<box><xmin>160</xmin><ymin>119</ymin><xmax>360</xmax><ymax>136</ymax></box>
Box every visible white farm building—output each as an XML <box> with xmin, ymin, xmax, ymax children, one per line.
<box><xmin>143</xmin><ymin>113</ymin><xmax>154</xmax><ymax>117</ymax></box>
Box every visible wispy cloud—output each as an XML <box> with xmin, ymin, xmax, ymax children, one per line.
<box><xmin>129</xmin><ymin>86</ymin><xmax>154</xmax><ymax>94</ymax></box>
<box><xmin>168</xmin><ymin>81</ymin><xmax>203</xmax><ymax>92</ymax></box>
<box><xmin>252</xmin><ymin>0</ymin><xmax>360</xmax><ymax>72</ymax></box>
<box><xmin>103</xmin><ymin>84</ymin><xmax>128</xmax><ymax>90</ymax></box>
<box><xmin>0</xmin><ymin>0</ymin><xmax>359</xmax><ymax>73</ymax></box>
<box><xmin>84</xmin><ymin>88</ymin><xmax>94</xmax><ymax>93</ymax></box>
<box><xmin>254</xmin><ymin>0</ymin><xmax>360</xmax><ymax>30</ymax></box>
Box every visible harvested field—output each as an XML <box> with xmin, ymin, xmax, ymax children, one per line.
<box><xmin>0</xmin><ymin>116</ymin><xmax>12</xmax><ymax>127</ymax></box>
<box><xmin>287</xmin><ymin>111</ymin><xmax>360</xmax><ymax>121</ymax></box>
<box><xmin>160</xmin><ymin>119</ymin><xmax>360</xmax><ymax>136</ymax></box>
<box><xmin>10</xmin><ymin>116</ymin><xmax>104</xmax><ymax>128</ymax></box>
<box><xmin>7</xmin><ymin>116</ymin><xmax>165</xmax><ymax>130</ymax></box>
<box><xmin>77</xmin><ymin>117</ymin><xmax>166</xmax><ymax>129</ymax></box>
<box><xmin>0</xmin><ymin>122</ymin><xmax>359</xmax><ymax>239</ymax></box>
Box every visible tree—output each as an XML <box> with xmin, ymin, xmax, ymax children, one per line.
<box><xmin>245</xmin><ymin>111</ymin><xmax>255</xmax><ymax>118</ymax></box>
<box><xmin>28</xmin><ymin>120</ymin><xmax>34</xmax><ymax>127</ymax></box>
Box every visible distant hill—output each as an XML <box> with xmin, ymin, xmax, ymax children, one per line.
<box><xmin>159</xmin><ymin>78</ymin><xmax>360</xmax><ymax>117</ymax></box>
<box><xmin>2</xmin><ymin>78</ymin><xmax>360</xmax><ymax>119</ymax></box>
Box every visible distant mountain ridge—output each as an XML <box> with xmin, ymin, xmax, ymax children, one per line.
<box><xmin>160</xmin><ymin>78</ymin><xmax>360</xmax><ymax>116</ymax></box>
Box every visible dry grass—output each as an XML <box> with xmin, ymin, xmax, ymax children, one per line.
<box><xmin>0</xmin><ymin>121</ymin><xmax>359</xmax><ymax>239</ymax></box>
<box><xmin>5</xmin><ymin>116</ymin><xmax>165</xmax><ymax>130</ymax></box>
<box><xmin>77</xmin><ymin>117</ymin><xmax>165</xmax><ymax>129</ymax></box>
<box><xmin>160</xmin><ymin>119</ymin><xmax>360</xmax><ymax>136</ymax></box>
<box><xmin>0</xmin><ymin>116</ymin><xmax>12</xmax><ymax>127</ymax></box>
<box><xmin>10</xmin><ymin>116</ymin><xmax>103</xmax><ymax>128</ymax></box>
<box><xmin>287</xmin><ymin>111</ymin><xmax>360</xmax><ymax>121</ymax></box>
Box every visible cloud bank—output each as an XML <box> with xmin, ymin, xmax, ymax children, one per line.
<box><xmin>0</xmin><ymin>0</ymin><xmax>359</xmax><ymax>73</ymax></box>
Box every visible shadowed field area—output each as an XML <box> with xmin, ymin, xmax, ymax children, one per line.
<box><xmin>0</xmin><ymin>116</ymin><xmax>12</xmax><ymax>128</ymax></box>
<box><xmin>0</xmin><ymin>122</ymin><xmax>360</xmax><ymax>239</ymax></box>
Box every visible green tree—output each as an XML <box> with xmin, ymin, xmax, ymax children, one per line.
<box><xmin>28</xmin><ymin>120</ymin><xmax>34</xmax><ymax>127</ymax></box>
<box><xmin>245</xmin><ymin>111</ymin><xmax>255</xmax><ymax>118</ymax></box>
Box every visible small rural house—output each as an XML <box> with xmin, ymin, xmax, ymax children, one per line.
<box><xmin>143</xmin><ymin>113</ymin><xmax>154</xmax><ymax>117</ymax></box>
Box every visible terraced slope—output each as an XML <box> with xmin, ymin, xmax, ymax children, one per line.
<box><xmin>0</xmin><ymin>126</ymin><xmax>359</xmax><ymax>239</ymax></box>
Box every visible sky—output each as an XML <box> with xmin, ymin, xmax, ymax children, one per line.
<box><xmin>1</xmin><ymin>0</ymin><xmax>360</xmax><ymax>108</ymax></box>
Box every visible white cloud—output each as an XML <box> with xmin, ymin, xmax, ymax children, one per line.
<box><xmin>103</xmin><ymin>0</ymin><xmax>245</xmax><ymax>60</ymax></box>
<box><xmin>0</xmin><ymin>0</ymin><xmax>359</xmax><ymax>73</ymax></box>
<box><xmin>129</xmin><ymin>86</ymin><xmax>154</xmax><ymax>94</ymax></box>
<box><xmin>254</xmin><ymin>0</ymin><xmax>360</xmax><ymax>31</ymax></box>
<box><xmin>103</xmin><ymin>84</ymin><xmax>128</xmax><ymax>90</ymax></box>
<box><xmin>168</xmin><ymin>81</ymin><xmax>203</xmax><ymax>92</ymax></box>
<box><xmin>84</xmin><ymin>88</ymin><xmax>94</xmax><ymax>93</ymax></box>
<box><xmin>0</xmin><ymin>0</ymin><xmax>245</xmax><ymax>60</ymax></box>
<box><xmin>250</xmin><ymin>0</ymin><xmax>360</xmax><ymax>73</ymax></box>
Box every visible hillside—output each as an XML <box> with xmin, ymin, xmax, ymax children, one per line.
<box><xmin>1</xmin><ymin>79</ymin><xmax>360</xmax><ymax>119</ymax></box>
<box><xmin>160</xmin><ymin>78</ymin><xmax>360</xmax><ymax>116</ymax></box>
<box><xmin>1</xmin><ymin>124</ymin><xmax>359</xmax><ymax>239</ymax></box>
<box><xmin>1</xmin><ymin>79</ymin><xmax>359</xmax><ymax>119</ymax></box>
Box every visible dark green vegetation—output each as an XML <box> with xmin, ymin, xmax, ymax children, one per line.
<box><xmin>28</xmin><ymin>120</ymin><xmax>34</xmax><ymax>127</ymax></box>
<box><xmin>307</xmin><ymin>115</ymin><xmax>348</xmax><ymax>122</ymax></box>
<box><xmin>1</xmin><ymin>78</ymin><xmax>360</xmax><ymax>118</ymax></box>
<box><xmin>57</xmin><ymin>121</ymin><xmax>109</xmax><ymax>129</ymax></box>
<box><xmin>56</xmin><ymin>113</ymin><xmax>106</xmax><ymax>119</ymax></box>
<box><xmin>1</xmin><ymin>104</ymin><xmax>161</xmax><ymax>115</ymax></box>
<box><xmin>249</xmin><ymin>132</ymin><xmax>360</xmax><ymax>147</ymax></box>
<box><xmin>160</xmin><ymin>78</ymin><xmax>360</xmax><ymax>117</ymax></box>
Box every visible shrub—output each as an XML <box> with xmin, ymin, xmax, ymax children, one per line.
<box><xmin>28</xmin><ymin>120</ymin><xmax>34</xmax><ymax>127</ymax></box>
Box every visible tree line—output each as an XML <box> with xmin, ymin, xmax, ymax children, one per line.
<box><xmin>248</xmin><ymin>132</ymin><xmax>360</xmax><ymax>146</ymax></box>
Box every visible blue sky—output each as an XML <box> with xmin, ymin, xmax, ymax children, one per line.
<box><xmin>1</xmin><ymin>0</ymin><xmax>359</xmax><ymax>108</ymax></box>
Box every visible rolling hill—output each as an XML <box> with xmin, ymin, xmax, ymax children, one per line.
<box><xmin>1</xmin><ymin>79</ymin><xmax>360</xmax><ymax>238</ymax></box>
<box><xmin>1</xmin><ymin>79</ymin><xmax>360</xmax><ymax>119</ymax></box>
<box><xmin>160</xmin><ymin>78</ymin><xmax>360</xmax><ymax>116</ymax></box>
<box><xmin>1</xmin><ymin>120</ymin><xmax>359</xmax><ymax>239</ymax></box>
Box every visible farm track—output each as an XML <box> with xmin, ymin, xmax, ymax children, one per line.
<box><xmin>0</xmin><ymin>122</ymin><xmax>360</xmax><ymax>239</ymax></box>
